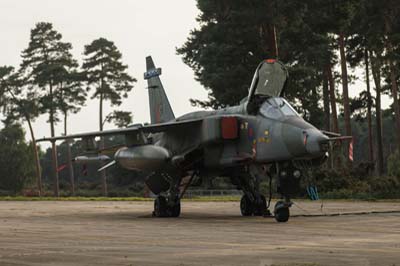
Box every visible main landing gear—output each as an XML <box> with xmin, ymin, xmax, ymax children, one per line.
<box><xmin>152</xmin><ymin>170</ymin><xmax>197</xmax><ymax>218</ymax></box>
<box><xmin>235</xmin><ymin>165</ymin><xmax>271</xmax><ymax>217</ymax></box>
<box><xmin>237</xmin><ymin>163</ymin><xmax>298</xmax><ymax>222</ymax></box>
<box><xmin>240</xmin><ymin>194</ymin><xmax>267</xmax><ymax>216</ymax></box>
<box><xmin>153</xmin><ymin>195</ymin><xmax>181</xmax><ymax>217</ymax></box>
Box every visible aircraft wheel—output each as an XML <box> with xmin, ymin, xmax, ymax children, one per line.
<box><xmin>154</xmin><ymin>196</ymin><xmax>168</xmax><ymax>217</ymax></box>
<box><xmin>170</xmin><ymin>200</ymin><xmax>181</xmax><ymax>217</ymax></box>
<box><xmin>240</xmin><ymin>195</ymin><xmax>253</xmax><ymax>216</ymax></box>
<box><xmin>253</xmin><ymin>195</ymin><xmax>267</xmax><ymax>216</ymax></box>
<box><xmin>274</xmin><ymin>200</ymin><xmax>290</xmax><ymax>222</ymax></box>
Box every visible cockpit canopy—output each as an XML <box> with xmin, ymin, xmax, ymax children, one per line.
<box><xmin>259</xmin><ymin>97</ymin><xmax>299</xmax><ymax>120</ymax></box>
<box><xmin>248</xmin><ymin>59</ymin><xmax>288</xmax><ymax>99</ymax></box>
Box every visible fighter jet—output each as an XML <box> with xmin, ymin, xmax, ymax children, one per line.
<box><xmin>38</xmin><ymin>56</ymin><xmax>335</xmax><ymax>222</ymax></box>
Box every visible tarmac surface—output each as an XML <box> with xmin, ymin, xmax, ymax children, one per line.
<box><xmin>0</xmin><ymin>200</ymin><xmax>399</xmax><ymax>266</ymax></box>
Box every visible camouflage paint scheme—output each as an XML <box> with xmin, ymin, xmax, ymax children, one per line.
<box><xmin>38</xmin><ymin>57</ymin><xmax>330</xmax><ymax>222</ymax></box>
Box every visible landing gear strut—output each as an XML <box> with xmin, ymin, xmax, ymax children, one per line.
<box><xmin>273</xmin><ymin>162</ymin><xmax>300</xmax><ymax>222</ymax></box>
<box><xmin>236</xmin><ymin>165</ymin><xmax>271</xmax><ymax>217</ymax></box>
<box><xmin>238</xmin><ymin>163</ymin><xmax>297</xmax><ymax>222</ymax></box>
<box><xmin>153</xmin><ymin>171</ymin><xmax>198</xmax><ymax>218</ymax></box>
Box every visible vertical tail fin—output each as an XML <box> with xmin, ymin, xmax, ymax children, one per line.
<box><xmin>144</xmin><ymin>56</ymin><xmax>175</xmax><ymax>124</ymax></box>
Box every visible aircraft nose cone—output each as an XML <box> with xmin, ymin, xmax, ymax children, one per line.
<box><xmin>304</xmin><ymin>130</ymin><xmax>329</xmax><ymax>156</ymax></box>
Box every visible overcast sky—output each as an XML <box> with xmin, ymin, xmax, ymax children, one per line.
<box><xmin>0</xmin><ymin>0</ymin><xmax>392</xmax><ymax>149</ymax></box>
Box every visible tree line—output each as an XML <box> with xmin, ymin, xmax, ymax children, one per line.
<box><xmin>177</xmin><ymin>0</ymin><xmax>400</xmax><ymax>176</ymax></box>
<box><xmin>1</xmin><ymin>0</ymin><xmax>400</xmax><ymax>196</ymax></box>
<box><xmin>0</xmin><ymin>22</ymin><xmax>136</xmax><ymax>196</ymax></box>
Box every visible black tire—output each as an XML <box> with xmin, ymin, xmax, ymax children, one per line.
<box><xmin>253</xmin><ymin>195</ymin><xmax>267</xmax><ymax>216</ymax></box>
<box><xmin>274</xmin><ymin>201</ymin><xmax>290</xmax><ymax>222</ymax></box>
<box><xmin>170</xmin><ymin>200</ymin><xmax>181</xmax><ymax>217</ymax></box>
<box><xmin>154</xmin><ymin>196</ymin><xmax>168</xmax><ymax>217</ymax></box>
<box><xmin>240</xmin><ymin>195</ymin><xmax>253</xmax><ymax>216</ymax></box>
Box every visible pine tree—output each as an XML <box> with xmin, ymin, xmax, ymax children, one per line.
<box><xmin>0</xmin><ymin>66</ymin><xmax>42</xmax><ymax>195</ymax></box>
<box><xmin>382</xmin><ymin>1</ymin><xmax>400</xmax><ymax>153</ymax></box>
<box><xmin>82</xmin><ymin>37</ymin><xmax>136</xmax><ymax>196</ymax></box>
<box><xmin>324</xmin><ymin>0</ymin><xmax>360</xmax><ymax>162</ymax></box>
<box><xmin>365</xmin><ymin>50</ymin><xmax>374</xmax><ymax>164</ymax></box>
<box><xmin>20</xmin><ymin>22</ymin><xmax>83</xmax><ymax>196</ymax></box>
<box><xmin>0</xmin><ymin>122</ymin><xmax>35</xmax><ymax>194</ymax></box>
<box><xmin>56</xmin><ymin>64</ymin><xmax>86</xmax><ymax>196</ymax></box>
<box><xmin>177</xmin><ymin>0</ymin><xmax>283</xmax><ymax>109</ymax></box>
<box><xmin>104</xmin><ymin>111</ymin><xmax>133</xmax><ymax>128</ymax></box>
<box><xmin>357</xmin><ymin>0</ymin><xmax>390</xmax><ymax>175</ymax></box>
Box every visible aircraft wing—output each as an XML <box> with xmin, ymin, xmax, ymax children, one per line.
<box><xmin>36</xmin><ymin>118</ymin><xmax>203</xmax><ymax>142</ymax></box>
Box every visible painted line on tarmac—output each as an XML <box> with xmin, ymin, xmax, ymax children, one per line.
<box><xmin>291</xmin><ymin>210</ymin><xmax>400</xmax><ymax>217</ymax></box>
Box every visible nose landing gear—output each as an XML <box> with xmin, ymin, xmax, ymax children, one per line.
<box><xmin>274</xmin><ymin>200</ymin><xmax>292</xmax><ymax>223</ymax></box>
<box><xmin>274</xmin><ymin>163</ymin><xmax>301</xmax><ymax>222</ymax></box>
